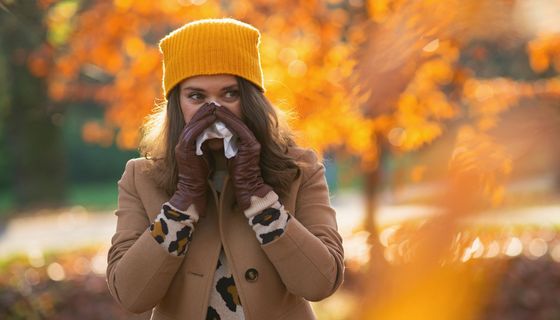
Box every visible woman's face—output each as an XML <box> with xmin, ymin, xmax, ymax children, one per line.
<box><xmin>179</xmin><ymin>74</ymin><xmax>242</xmax><ymax>123</ymax></box>
<box><xmin>178</xmin><ymin>74</ymin><xmax>242</xmax><ymax>151</ymax></box>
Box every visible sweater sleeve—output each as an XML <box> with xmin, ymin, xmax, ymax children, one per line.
<box><xmin>150</xmin><ymin>202</ymin><xmax>197</xmax><ymax>256</ymax></box>
<box><xmin>245</xmin><ymin>192</ymin><xmax>291</xmax><ymax>245</ymax></box>
<box><xmin>106</xmin><ymin>159</ymin><xmax>191</xmax><ymax>314</ymax></box>
<box><xmin>258</xmin><ymin>150</ymin><xmax>345</xmax><ymax>302</ymax></box>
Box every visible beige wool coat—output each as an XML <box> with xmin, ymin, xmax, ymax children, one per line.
<box><xmin>106</xmin><ymin>147</ymin><xmax>345</xmax><ymax>320</ymax></box>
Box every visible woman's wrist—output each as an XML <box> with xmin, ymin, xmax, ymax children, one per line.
<box><xmin>149</xmin><ymin>201</ymin><xmax>198</xmax><ymax>256</ymax></box>
<box><xmin>248</xmin><ymin>199</ymin><xmax>291</xmax><ymax>245</ymax></box>
<box><xmin>243</xmin><ymin>189</ymin><xmax>278</xmax><ymax>219</ymax></box>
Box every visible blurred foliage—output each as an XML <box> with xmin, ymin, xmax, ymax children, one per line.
<box><xmin>0</xmin><ymin>0</ymin><xmax>559</xmax><ymax>318</ymax></box>
<box><xmin>35</xmin><ymin>0</ymin><xmax>376</xmax><ymax>160</ymax></box>
<box><xmin>354</xmin><ymin>0</ymin><xmax>560</xmax><ymax>206</ymax></box>
<box><xmin>0</xmin><ymin>1</ymin><xmax>67</xmax><ymax>208</ymax></box>
<box><xmin>1</xmin><ymin>0</ymin><xmax>558</xmax><ymax>209</ymax></box>
<box><xmin>0</xmin><ymin>49</ymin><xmax>9</xmax><ymax>161</ymax></box>
<box><xmin>0</xmin><ymin>246</ymin><xmax>134</xmax><ymax>319</ymax></box>
<box><xmin>349</xmin><ymin>219</ymin><xmax>560</xmax><ymax>319</ymax></box>
<box><xmin>2</xmin><ymin>224</ymin><xmax>560</xmax><ymax>319</ymax></box>
<box><xmin>0</xmin><ymin>101</ymin><xmax>136</xmax><ymax>214</ymax></box>
<box><xmin>20</xmin><ymin>0</ymin><xmax>556</xmax><ymax>204</ymax></box>
<box><xmin>62</xmin><ymin>102</ymin><xmax>138</xmax><ymax>184</ymax></box>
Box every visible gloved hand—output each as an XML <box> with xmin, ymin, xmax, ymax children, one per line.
<box><xmin>168</xmin><ymin>102</ymin><xmax>217</xmax><ymax>217</ymax></box>
<box><xmin>214</xmin><ymin>105</ymin><xmax>275</xmax><ymax>216</ymax></box>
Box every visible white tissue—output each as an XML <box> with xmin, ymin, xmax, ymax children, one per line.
<box><xmin>195</xmin><ymin>121</ymin><xmax>238</xmax><ymax>159</ymax></box>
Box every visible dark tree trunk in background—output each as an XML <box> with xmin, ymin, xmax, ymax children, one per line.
<box><xmin>0</xmin><ymin>2</ymin><xmax>66</xmax><ymax>209</ymax></box>
<box><xmin>363</xmin><ymin>167</ymin><xmax>388</xmax><ymax>273</ymax></box>
<box><xmin>361</xmin><ymin>142</ymin><xmax>391</xmax><ymax>297</ymax></box>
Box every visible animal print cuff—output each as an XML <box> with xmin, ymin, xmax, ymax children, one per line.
<box><xmin>149</xmin><ymin>202</ymin><xmax>197</xmax><ymax>256</ymax></box>
<box><xmin>248</xmin><ymin>200</ymin><xmax>291</xmax><ymax>245</ymax></box>
<box><xmin>244</xmin><ymin>190</ymin><xmax>279</xmax><ymax>218</ymax></box>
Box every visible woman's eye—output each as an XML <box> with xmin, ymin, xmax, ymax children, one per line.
<box><xmin>187</xmin><ymin>92</ymin><xmax>205</xmax><ymax>101</ymax></box>
<box><xmin>224</xmin><ymin>90</ymin><xmax>239</xmax><ymax>99</ymax></box>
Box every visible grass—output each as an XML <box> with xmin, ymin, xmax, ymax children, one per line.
<box><xmin>67</xmin><ymin>181</ymin><xmax>117</xmax><ymax>211</ymax></box>
<box><xmin>0</xmin><ymin>181</ymin><xmax>117</xmax><ymax>219</ymax></box>
<box><xmin>0</xmin><ymin>190</ymin><xmax>14</xmax><ymax>215</ymax></box>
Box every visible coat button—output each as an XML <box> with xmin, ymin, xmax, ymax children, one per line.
<box><xmin>245</xmin><ymin>268</ymin><xmax>258</xmax><ymax>282</ymax></box>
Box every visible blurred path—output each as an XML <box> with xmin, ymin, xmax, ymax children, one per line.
<box><xmin>0</xmin><ymin>207</ymin><xmax>116</xmax><ymax>258</ymax></box>
<box><xmin>1</xmin><ymin>191</ymin><xmax>560</xmax><ymax>259</ymax></box>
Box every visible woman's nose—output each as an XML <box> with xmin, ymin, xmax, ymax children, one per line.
<box><xmin>207</xmin><ymin>100</ymin><xmax>221</xmax><ymax>107</ymax></box>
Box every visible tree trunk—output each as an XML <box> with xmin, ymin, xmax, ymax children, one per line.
<box><xmin>0</xmin><ymin>2</ymin><xmax>66</xmax><ymax>210</ymax></box>
<box><xmin>363</xmin><ymin>167</ymin><xmax>388</xmax><ymax>273</ymax></box>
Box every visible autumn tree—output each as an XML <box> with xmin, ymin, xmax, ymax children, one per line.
<box><xmin>14</xmin><ymin>0</ymin><xmax>560</xmax><ymax>265</ymax></box>
<box><xmin>350</xmin><ymin>1</ymin><xmax>560</xmax><ymax>318</ymax></box>
<box><xmin>0</xmin><ymin>1</ymin><xmax>66</xmax><ymax>209</ymax></box>
<box><xmin>43</xmin><ymin>0</ymin><xmax>372</xmax><ymax>153</ymax></box>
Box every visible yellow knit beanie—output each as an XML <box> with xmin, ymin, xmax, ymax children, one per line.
<box><xmin>159</xmin><ymin>18</ymin><xmax>264</xmax><ymax>98</ymax></box>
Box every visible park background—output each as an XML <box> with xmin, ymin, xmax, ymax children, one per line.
<box><xmin>1</xmin><ymin>0</ymin><xmax>560</xmax><ymax>319</ymax></box>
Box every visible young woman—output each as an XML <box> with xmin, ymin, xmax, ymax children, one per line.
<box><xmin>106</xmin><ymin>18</ymin><xmax>344</xmax><ymax>320</ymax></box>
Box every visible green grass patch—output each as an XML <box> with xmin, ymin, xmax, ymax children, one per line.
<box><xmin>0</xmin><ymin>189</ymin><xmax>14</xmax><ymax>216</ymax></box>
<box><xmin>67</xmin><ymin>181</ymin><xmax>117</xmax><ymax>211</ymax></box>
<box><xmin>0</xmin><ymin>181</ymin><xmax>117</xmax><ymax>217</ymax></box>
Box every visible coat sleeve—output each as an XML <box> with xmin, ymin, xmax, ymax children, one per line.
<box><xmin>261</xmin><ymin>150</ymin><xmax>345</xmax><ymax>301</ymax></box>
<box><xmin>106</xmin><ymin>159</ymin><xmax>184</xmax><ymax>313</ymax></box>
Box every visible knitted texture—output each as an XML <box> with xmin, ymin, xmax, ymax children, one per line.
<box><xmin>159</xmin><ymin>18</ymin><xmax>264</xmax><ymax>98</ymax></box>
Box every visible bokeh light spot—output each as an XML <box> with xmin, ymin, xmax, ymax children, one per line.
<box><xmin>47</xmin><ymin>262</ymin><xmax>66</xmax><ymax>281</ymax></box>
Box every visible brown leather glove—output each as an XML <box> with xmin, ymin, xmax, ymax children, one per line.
<box><xmin>169</xmin><ymin>102</ymin><xmax>217</xmax><ymax>216</ymax></box>
<box><xmin>214</xmin><ymin>105</ymin><xmax>272</xmax><ymax>213</ymax></box>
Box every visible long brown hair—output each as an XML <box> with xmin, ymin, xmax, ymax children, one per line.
<box><xmin>138</xmin><ymin>76</ymin><xmax>300</xmax><ymax>197</ymax></box>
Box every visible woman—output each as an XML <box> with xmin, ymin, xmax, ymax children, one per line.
<box><xmin>106</xmin><ymin>18</ymin><xmax>344</xmax><ymax>320</ymax></box>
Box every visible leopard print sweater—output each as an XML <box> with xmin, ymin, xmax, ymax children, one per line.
<box><xmin>148</xmin><ymin>171</ymin><xmax>289</xmax><ymax>319</ymax></box>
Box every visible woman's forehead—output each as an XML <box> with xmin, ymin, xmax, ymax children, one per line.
<box><xmin>180</xmin><ymin>74</ymin><xmax>238</xmax><ymax>91</ymax></box>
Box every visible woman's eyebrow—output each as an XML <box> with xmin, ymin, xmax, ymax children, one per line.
<box><xmin>182</xmin><ymin>84</ymin><xmax>238</xmax><ymax>92</ymax></box>
<box><xmin>183</xmin><ymin>86</ymin><xmax>205</xmax><ymax>92</ymax></box>
<box><xmin>221</xmin><ymin>84</ymin><xmax>238</xmax><ymax>91</ymax></box>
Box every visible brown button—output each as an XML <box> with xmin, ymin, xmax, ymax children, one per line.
<box><xmin>245</xmin><ymin>268</ymin><xmax>258</xmax><ymax>282</ymax></box>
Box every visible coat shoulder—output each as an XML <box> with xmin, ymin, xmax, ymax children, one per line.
<box><xmin>120</xmin><ymin>157</ymin><xmax>162</xmax><ymax>188</ymax></box>
<box><xmin>286</xmin><ymin>146</ymin><xmax>323</xmax><ymax>182</ymax></box>
<box><xmin>124</xmin><ymin>156</ymin><xmax>152</xmax><ymax>167</ymax></box>
<box><xmin>123</xmin><ymin>157</ymin><xmax>159</xmax><ymax>174</ymax></box>
<box><xmin>287</xmin><ymin>146</ymin><xmax>320</xmax><ymax>165</ymax></box>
